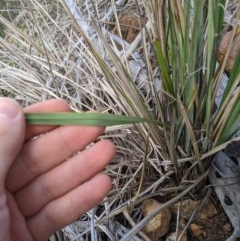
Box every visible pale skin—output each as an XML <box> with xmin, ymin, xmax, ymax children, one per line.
<box><xmin>0</xmin><ymin>98</ymin><xmax>115</xmax><ymax>241</ymax></box>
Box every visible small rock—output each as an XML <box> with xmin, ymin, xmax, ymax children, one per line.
<box><xmin>165</xmin><ymin>218</ymin><xmax>188</xmax><ymax>241</ymax></box>
<box><xmin>197</xmin><ymin>201</ymin><xmax>218</xmax><ymax>220</ymax></box>
<box><xmin>166</xmin><ymin>229</ymin><xmax>188</xmax><ymax>241</ymax></box>
<box><xmin>170</xmin><ymin>199</ymin><xmax>218</xmax><ymax>221</ymax></box>
<box><xmin>223</xmin><ymin>223</ymin><xmax>232</xmax><ymax>233</ymax></box>
<box><xmin>114</xmin><ymin>14</ymin><xmax>147</xmax><ymax>43</ymax></box>
<box><xmin>218</xmin><ymin>27</ymin><xmax>240</xmax><ymax>73</ymax></box>
<box><xmin>142</xmin><ymin>199</ymin><xmax>171</xmax><ymax>240</ymax></box>
<box><xmin>190</xmin><ymin>223</ymin><xmax>205</xmax><ymax>237</ymax></box>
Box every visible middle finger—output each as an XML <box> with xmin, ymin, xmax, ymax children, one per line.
<box><xmin>14</xmin><ymin>140</ymin><xmax>115</xmax><ymax>217</ymax></box>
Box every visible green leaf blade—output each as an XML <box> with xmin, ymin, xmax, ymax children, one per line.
<box><xmin>25</xmin><ymin>112</ymin><xmax>162</xmax><ymax>127</ymax></box>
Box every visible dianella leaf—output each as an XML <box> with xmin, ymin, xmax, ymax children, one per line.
<box><xmin>153</xmin><ymin>40</ymin><xmax>174</xmax><ymax>96</ymax></box>
<box><xmin>25</xmin><ymin>112</ymin><xmax>162</xmax><ymax>126</ymax></box>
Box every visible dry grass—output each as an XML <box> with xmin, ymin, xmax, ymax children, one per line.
<box><xmin>0</xmin><ymin>0</ymin><xmax>240</xmax><ymax>240</ymax></box>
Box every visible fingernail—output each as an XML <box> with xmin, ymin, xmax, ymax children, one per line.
<box><xmin>0</xmin><ymin>98</ymin><xmax>20</xmax><ymax>119</ymax></box>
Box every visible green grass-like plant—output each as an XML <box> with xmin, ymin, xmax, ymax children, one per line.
<box><xmin>1</xmin><ymin>0</ymin><xmax>240</xmax><ymax>240</ymax></box>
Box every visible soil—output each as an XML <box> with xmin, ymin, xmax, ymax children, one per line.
<box><xmin>176</xmin><ymin>196</ymin><xmax>240</xmax><ymax>241</ymax></box>
<box><xmin>189</xmin><ymin>211</ymin><xmax>235</xmax><ymax>241</ymax></box>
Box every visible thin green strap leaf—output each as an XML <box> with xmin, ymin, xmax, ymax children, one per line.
<box><xmin>153</xmin><ymin>40</ymin><xmax>174</xmax><ymax>95</ymax></box>
<box><xmin>25</xmin><ymin>112</ymin><xmax>162</xmax><ymax>126</ymax></box>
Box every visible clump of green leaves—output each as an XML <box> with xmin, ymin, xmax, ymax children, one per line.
<box><xmin>146</xmin><ymin>0</ymin><xmax>240</xmax><ymax>180</ymax></box>
<box><xmin>1</xmin><ymin>1</ymin><xmax>240</xmax><ymax>239</ymax></box>
<box><xmin>66</xmin><ymin>0</ymin><xmax>240</xmax><ymax>184</ymax></box>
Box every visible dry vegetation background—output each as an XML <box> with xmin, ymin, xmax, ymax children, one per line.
<box><xmin>0</xmin><ymin>0</ymin><xmax>240</xmax><ymax>241</ymax></box>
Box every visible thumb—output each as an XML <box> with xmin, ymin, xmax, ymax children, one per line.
<box><xmin>0</xmin><ymin>98</ymin><xmax>25</xmax><ymax>185</ymax></box>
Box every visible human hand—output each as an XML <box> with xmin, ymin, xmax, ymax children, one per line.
<box><xmin>0</xmin><ymin>98</ymin><xmax>115</xmax><ymax>241</ymax></box>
